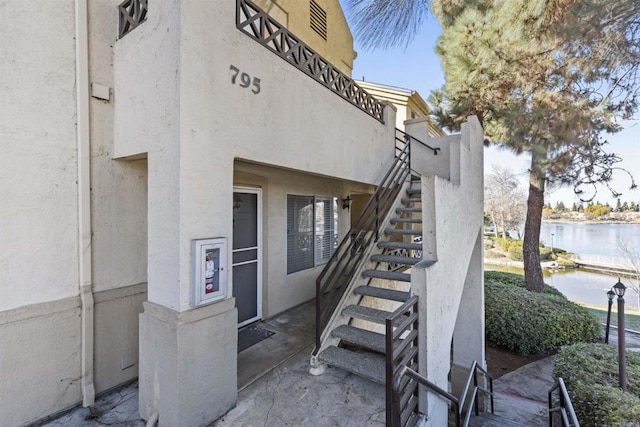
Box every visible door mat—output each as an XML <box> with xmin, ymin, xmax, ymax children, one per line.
<box><xmin>238</xmin><ymin>325</ymin><xmax>275</xmax><ymax>353</ymax></box>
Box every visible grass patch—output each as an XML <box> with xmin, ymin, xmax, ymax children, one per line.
<box><xmin>582</xmin><ymin>304</ymin><xmax>640</xmax><ymax>331</ymax></box>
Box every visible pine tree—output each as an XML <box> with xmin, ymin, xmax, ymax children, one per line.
<box><xmin>344</xmin><ymin>0</ymin><xmax>640</xmax><ymax>291</ymax></box>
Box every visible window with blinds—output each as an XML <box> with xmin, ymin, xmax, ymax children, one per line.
<box><xmin>287</xmin><ymin>195</ymin><xmax>337</xmax><ymax>274</ymax></box>
<box><xmin>310</xmin><ymin>0</ymin><xmax>327</xmax><ymax>40</ymax></box>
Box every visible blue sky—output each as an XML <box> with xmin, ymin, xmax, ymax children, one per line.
<box><xmin>342</xmin><ymin>6</ymin><xmax>640</xmax><ymax>207</ymax></box>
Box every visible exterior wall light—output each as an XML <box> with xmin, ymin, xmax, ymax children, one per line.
<box><xmin>342</xmin><ymin>196</ymin><xmax>352</xmax><ymax>210</ymax></box>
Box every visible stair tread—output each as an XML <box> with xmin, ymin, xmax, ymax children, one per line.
<box><xmin>378</xmin><ymin>241</ymin><xmax>422</xmax><ymax>251</ymax></box>
<box><xmin>384</xmin><ymin>228</ymin><xmax>422</xmax><ymax>236</ymax></box>
<box><xmin>468</xmin><ymin>413</ymin><xmax>529</xmax><ymax>427</ymax></box>
<box><xmin>343</xmin><ymin>304</ymin><xmax>395</xmax><ymax>325</ymax></box>
<box><xmin>331</xmin><ymin>325</ymin><xmax>387</xmax><ymax>353</ymax></box>
<box><xmin>362</xmin><ymin>269</ymin><xmax>411</xmax><ymax>282</ymax></box>
<box><xmin>396</xmin><ymin>207</ymin><xmax>422</xmax><ymax>213</ymax></box>
<box><xmin>354</xmin><ymin>285</ymin><xmax>410</xmax><ymax>302</ymax></box>
<box><xmin>401</xmin><ymin>197</ymin><xmax>421</xmax><ymax>204</ymax></box>
<box><xmin>390</xmin><ymin>218</ymin><xmax>422</xmax><ymax>224</ymax></box>
<box><xmin>370</xmin><ymin>254</ymin><xmax>420</xmax><ymax>265</ymax></box>
<box><xmin>317</xmin><ymin>345</ymin><xmax>385</xmax><ymax>384</ymax></box>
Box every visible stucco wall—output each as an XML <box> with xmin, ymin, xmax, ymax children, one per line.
<box><xmin>94</xmin><ymin>284</ymin><xmax>147</xmax><ymax>393</ymax></box>
<box><xmin>0</xmin><ymin>0</ymin><xmax>79</xmax><ymax>311</ymax></box>
<box><xmin>0</xmin><ymin>298</ymin><xmax>82</xmax><ymax>426</ymax></box>
<box><xmin>407</xmin><ymin>117</ymin><xmax>485</xmax><ymax>425</ymax></box>
<box><xmin>234</xmin><ymin>162</ymin><xmax>374</xmax><ymax>317</ymax></box>
<box><xmin>113</xmin><ymin>0</ymin><xmax>395</xmax><ymax>312</ymax></box>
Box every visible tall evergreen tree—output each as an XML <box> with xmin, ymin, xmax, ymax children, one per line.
<box><xmin>344</xmin><ymin>0</ymin><xmax>639</xmax><ymax>291</ymax></box>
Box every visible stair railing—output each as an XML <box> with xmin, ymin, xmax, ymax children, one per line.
<box><xmin>314</xmin><ymin>132</ymin><xmax>411</xmax><ymax>353</ymax></box>
<box><xmin>314</xmin><ymin>130</ymin><xmax>439</xmax><ymax>354</ymax></box>
<box><xmin>548</xmin><ymin>378</ymin><xmax>580</xmax><ymax>427</ymax></box>
<box><xmin>459</xmin><ymin>361</ymin><xmax>495</xmax><ymax>426</ymax></box>
<box><xmin>386</xmin><ymin>296</ymin><xmax>421</xmax><ymax>427</ymax></box>
<box><xmin>390</xmin><ymin>358</ymin><xmax>494</xmax><ymax>427</ymax></box>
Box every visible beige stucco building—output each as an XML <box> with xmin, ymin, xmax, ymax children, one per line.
<box><xmin>0</xmin><ymin>0</ymin><xmax>484</xmax><ymax>426</ymax></box>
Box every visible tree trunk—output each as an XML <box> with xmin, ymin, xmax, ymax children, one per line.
<box><xmin>490</xmin><ymin>212</ymin><xmax>498</xmax><ymax>238</ymax></box>
<box><xmin>523</xmin><ymin>150</ymin><xmax>546</xmax><ymax>292</ymax></box>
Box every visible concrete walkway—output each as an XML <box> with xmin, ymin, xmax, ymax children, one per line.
<box><xmin>40</xmin><ymin>311</ymin><xmax>640</xmax><ymax>426</ymax></box>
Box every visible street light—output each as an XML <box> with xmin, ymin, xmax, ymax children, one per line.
<box><xmin>550</xmin><ymin>233</ymin><xmax>555</xmax><ymax>254</ymax></box>
<box><xmin>605</xmin><ymin>289</ymin><xmax>615</xmax><ymax>344</ymax></box>
<box><xmin>613</xmin><ymin>279</ymin><xmax>627</xmax><ymax>391</ymax></box>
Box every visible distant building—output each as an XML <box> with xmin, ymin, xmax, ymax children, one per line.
<box><xmin>356</xmin><ymin>80</ymin><xmax>445</xmax><ymax>136</ymax></box>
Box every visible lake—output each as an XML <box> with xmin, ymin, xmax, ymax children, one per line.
<box><xmin>489</xmin><ymin>222</ymin><xmax>640</xmax><ymax>308</ymax></box>
<box><xmin>486</xmin><ymin>264</ymin><xmax>639</xmax><ymax>308</ymax></box>
<box><xmin>540</xmin><ymin>222</ymin><xmax>640</xmax><ymax>257</ymax></box>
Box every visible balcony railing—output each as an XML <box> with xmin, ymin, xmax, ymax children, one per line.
<box><xmin>236</xmin><ymin>0</ymin><xmax>385</xmax><ymax>122</ymax></box>
<box><xmin>118</xmin><ymin>0</ymin><xmax>148</xmax><ymax>39</ymax></box>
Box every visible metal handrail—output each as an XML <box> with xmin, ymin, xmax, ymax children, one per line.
<box><xmin>313</xmin><ymin>132</ymin><xmax>413</xmax><ymax>354</ymax></box>
<box><xmin>391</xmin><ymin>359</ymin><xmax>494</xmax><ymax>427</ymax></box>
<box><xmin>548</xmin><ymin>378</ymin><xmax>580</xmax><ymax>427</ymax></box>
<box><xmin>459</xmin><ymin>360</ymin><xmax>494</xmax><ymax>421</ymax></box>
<box><xmin>396</xmin><ymin>128</ymin><xmax>440</xmax><ymax>156</ymax></box>
<box><xmin>393</xmin><ymin>366</ymin><xmax>461</xmax><ymax>427</ymax></box>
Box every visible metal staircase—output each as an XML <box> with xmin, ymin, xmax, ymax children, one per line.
<box><xmin>313</xmin><ymin>177</ymin><xmax>423</xmax><ymax>384</ymax></box>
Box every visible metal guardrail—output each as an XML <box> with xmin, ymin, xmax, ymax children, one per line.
<box><xmin>313</xmin><ymin>132</ymin><xmax>412</xmax><ymax>353</ymax></box>
<box><xmin>459</xmin><ymin>361</ymin><xmax>495</xmax><ymax>426</ymax></box>
<box><xmin>391</xmin><ymin>359</ymin><xmax>494</xmax><ymax>427</ymax></box>
<box><xmin>548</xmin><ymin>378</ymin><xmax>580</xmax><ymax>427</ymax></box>
<box><xmin>387</xmin><ymin>296</ymin><xmax>421</xmax><ymax>427</ymax></box>
<box><xmin>236</xmin><ymin>0</ymin><xmax>385</xmax><ymax>122</ymax></box>
<box><xmin>118</xmin><ymin>0</ymin><xmax>147</xmax><ymax>39</ymax></box>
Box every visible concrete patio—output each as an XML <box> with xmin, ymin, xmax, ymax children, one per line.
<box><xmin>39</xmin><ymin>300</ymin><xmax>640</xmax><ymax>426</ymax></box>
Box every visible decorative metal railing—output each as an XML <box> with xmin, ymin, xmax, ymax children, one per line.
<box><xmin>236</xmin><ymin>0</ymin><xmax>385</xmax><ymax>122</ymax></box>
<box><xmin>118</xmin><ymin>0</ymin><xmax>147</xmax><ymax>39</ymax></box>
<box><xmin>387</xmin><ymin>296</ymin><xmax>421</xmax><ymax>427</ymax></box>
<box><xmin>548</xmin><ymin>378</ymin><xmax>580</xmax><ymax>427</ymax></box>
<box><xmin>314</xmin><ymin>135</ymin><xmax>411</xmax><ymax>352</ymax></box>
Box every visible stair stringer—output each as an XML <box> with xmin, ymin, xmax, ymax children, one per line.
<box><xmin>405</xmin><ymin>116</ymin><xmax>485</xmax><ymax>426</ymax></box>
<box><xmin>311</xmin><ymin>179</ymin><xmax>414</xmax><ymax>363</ymax></box>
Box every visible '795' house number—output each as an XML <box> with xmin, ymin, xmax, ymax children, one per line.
<box><xmin>229</xmin><ymin>65</ymin><xmax>260</xmax><ymax>94</ymax></box>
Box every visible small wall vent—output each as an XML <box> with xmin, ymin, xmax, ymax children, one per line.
<box><xmin>310</xmin><ymin>0</ymin><xmax>327</xmax><ymax>40</ymax></box>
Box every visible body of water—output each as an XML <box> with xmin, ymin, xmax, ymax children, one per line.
<box><xmin>489</xmin><ymin>222</ymin><xmax>640</xmax><ymax>308</ymax></box>
<box><xmin>540</xmin><ymin>222</ymin><xmax>640</xmax><ymax>257</ymax></box>
<box><xmin>486</xmin><ymin>264</ymin><xmax>639</xmax><ymax>308</ymax></box>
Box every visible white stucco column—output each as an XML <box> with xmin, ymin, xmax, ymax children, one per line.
<box><xmin>451</xmin><ymin>229</ymin><xmax>486</xmax><ymax>397</ymax></box>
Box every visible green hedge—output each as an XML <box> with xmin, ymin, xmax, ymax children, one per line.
<box><xmin>554</xmin><ymin>343</ymin><xmax>640</xmax><ymax>426</ymax></box>
<box><xmin>484</xmin><ymin>271</ymin><xmax>564</xmax><ymax>297</ymax></box>
<box><xmin>485</xmin><ymin>272</ymin><xmax>600</xmax><ymax>356</ymax></box>
<box><xmin>496</xmin><ymin>238</ymin><xmax>559</xmax><ymax>261</ymax></box>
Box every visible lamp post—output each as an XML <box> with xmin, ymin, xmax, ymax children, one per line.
<box><xmin>613</xmin><ymin>279</ymin><xmax>627</xmax><ymax>391</ymax></box>
<box><xmin>605</xmin><ymin>289</ymin><xmax>615</xmax><ymax>344</ymax></box>
<box><xmin>550</xmin><ymin>233</ymin><xmax>555</xmax><ymax>254</ymax></box>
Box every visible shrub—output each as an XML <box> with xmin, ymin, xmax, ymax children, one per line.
<box><xmin>554</xmin><ymin>343</ymin><xmax>640</xmax><ymax>426</ymax></box>
<box><xmin>484</xmin><ymin>271</ymin><xmax>564</xmax><ymax>297</ymax></box>
<box><xmin>539</xmin><ymin>246</ymin><xmax>552</xmax><ymax>260</ymax></box>
<box><xmin>485</xmin><ymin>272</ymin><xmax>600</xmax><ymax>356</ymax></box>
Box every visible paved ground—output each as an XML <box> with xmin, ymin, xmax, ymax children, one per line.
<box><xmin>40</xmin><ymin>306</ymin><xmax>640</xmax><ymax>426</ymax></box>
